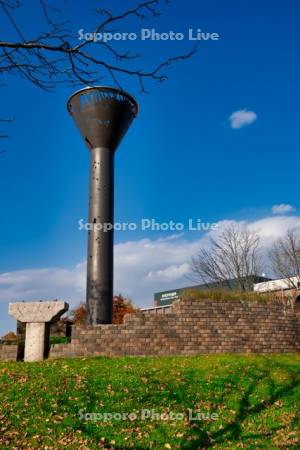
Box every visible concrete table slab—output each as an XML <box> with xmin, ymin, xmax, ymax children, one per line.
<box><xmin>9</xmin><ymin>301</ymin><xmax>69</xmax><ymax>362</ymax></box>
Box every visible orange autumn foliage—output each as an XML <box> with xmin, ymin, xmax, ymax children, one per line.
<box><xmin>71</xmin><ymin>303</ymin><xmax>87</xmax><ymax>326</ymax></box>
<box><xmin>113</xmin><ymin>295</ymin><xmax>138</xmax><ymax>324</ymax></box>
<box><xmin>1</xmin><ymin>331</ymin><xmax>17</xmax><ymax>341</ymax></box>
<box><xmin>71</xmin><ymin>295</ymin><xmax>138</xmax><ymax>325</ymax></box>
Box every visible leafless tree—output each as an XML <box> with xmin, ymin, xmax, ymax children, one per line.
<box><xmin>191</xmin><ymin>224</ymin><xmax>263</xmax><ymax>291</ymax></box>
<box><xmin>269</xmin><ymin>229</ymin><xmax>300</xmax><ymax>289</ymax></box>
<box><xmin>0</xmin><ymin>0</ymin><xmax>196</xmax><ymax>92</ymax></box>
<box><xmin>0</xmin><ymin>0</ymin><xmax>196</xmax><ymax>150</ymax></box>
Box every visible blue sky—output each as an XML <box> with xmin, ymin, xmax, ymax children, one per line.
<box><xmin>0</xmin><ymin>0</ymin><xmax>300</xmax><ymax>335</ymax></box>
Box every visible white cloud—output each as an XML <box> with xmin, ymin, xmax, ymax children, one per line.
<box><xmin>272</xmin><ymin>204</ymin><xmax>296</xmax><ymax>215</ymax></box>
<box><xmin>147</xmin><ymin>263</ymin><xmax>190</xmax><ymax>282</ymax></box>
<box><xmin>2</xmin><ymin>214</ymin><xmax>300</xmax><ymax>336</ymax></box>
<box><xmin>114</xmin><ymin>236</ymin><xmax>200</xmax><ymax>303</ymax></box>
<box><xmin>0</xmin><ymin>264</ymin><xmax>86</xmax><ymax>306</ymax></box>
<box><xmin>248</xmin><ymin>215</ymin><xmax>300</xmax><ymax>247</ymax></box>
<box><xmin>0</xmin><ymin>236</ymin><xmax>201</xmax><ymax>312</ymax></box>
<box><xmin>229</xmin><ymin>109</ymin><xmax>257</xmax><ymax>129</ymax></box>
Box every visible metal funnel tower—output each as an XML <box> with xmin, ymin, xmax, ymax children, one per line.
<box><xmin>67</xmin><ymin>86</ymin><xmax>138</xmax><ymax>325</ymax></box>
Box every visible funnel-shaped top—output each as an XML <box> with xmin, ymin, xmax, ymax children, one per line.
<box><xmin>67</xmin><ymin>86</ymin><xmax>138</xmax><ymax>151</ymax></box>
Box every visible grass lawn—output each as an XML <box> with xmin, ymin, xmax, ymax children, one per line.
<box><xmin>0</xmin><ymin>354</ymin><xmax>299</xmax><ymax>449</ymax></box>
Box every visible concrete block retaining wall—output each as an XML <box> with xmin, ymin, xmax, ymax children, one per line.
<box><xmin>48</xmin><ymin>298</ymin><xmax>300</xmax><ymax>359</ymax></box>
<box><xmin>0</xmin><ymin>344</ymin><xmax>18</xmax><ymax>361</ymax></box>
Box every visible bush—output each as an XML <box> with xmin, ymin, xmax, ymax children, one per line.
<box><xmin>71</xmin><ymin>295</ymin><xmax>139</xmax><ymax>325</ymax></box>
<box><xmin>49</xmin><ymin>336</ymin><xmax>71</xmax><ymax>345</ymax></box>
<box><xmin>113</xmin><ymin>294</ymin><xmax>139</xmax><ymax>324</ymax></box>
<box><xmin>1</xmin><ymin>331</ymin><xmax>17</xmax><ymax>341</ymax></box>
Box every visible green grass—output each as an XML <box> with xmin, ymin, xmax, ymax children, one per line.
<box><xmin>49</xmin><ymin>336</ymin><xmax>71</xmax><ymax>345</ymax></box>
<box><xmin>0</xmin><ymin>355</ymin><xmax>299</xmax><ymax>449</ymax></box>
<box><xmin>3</xmin><ymin>336</ymin><xmax>71</xmax><ymax>349</ymax></box>
<box><xmin>183</xmin><ymin>289</ymin><xmax>284</xmax><ymax>302</ymax></box>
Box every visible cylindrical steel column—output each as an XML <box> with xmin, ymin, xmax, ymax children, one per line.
<box><xmin>87</xmin><ymin>147</ymin><xmax>114</xmax><ymax>325</ymax></box>
<box><xmin>67</xmin><ymin>86</ymin><xmax>138</xmax><ymax>326</ymax></box>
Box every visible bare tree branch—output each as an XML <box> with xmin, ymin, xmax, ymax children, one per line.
<box><xmin>191</xmin><ymin>224</ymin><xmax>263</xmax><ymax>291</ymax></box>
<box><xmin>0</xmin><ymin>0</ymin><xmax>196</xmax><ymax>149</ymax></box>
<box><xmin>0</xmin><ymin>0</ymin><xmax>196</xmax><ymax>92</ymax></box>
<box><xmin>269</xmin><ymin>230</ymin><xmax>300</xmax><ymax>289</ymax></box>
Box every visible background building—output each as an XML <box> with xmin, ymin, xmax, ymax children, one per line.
<box><xmin>154</xmin><ymin>276</ymin><xmax>271</xmax><ymax>307</ymax></box>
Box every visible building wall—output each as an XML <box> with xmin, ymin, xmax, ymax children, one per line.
<box><xmin>254</xmin><ymin>276</ymin><xmax>300</xmax><ymax>293</ymax></box>
<box><xmin>154</xmin><ymin>276</ymin><xmax>272</xmax><ymax>306</ymax></box>
<box><xmin>49</xmin><ymin>298</ymin><xmax>300</xmax><ymax>359</ymax></box>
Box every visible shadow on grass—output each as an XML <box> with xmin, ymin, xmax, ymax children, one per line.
<box><xmin>181</xmin><ymin>364</ymin><xmax>299</xmax><ymax>449</ymax></box>
<box><xmin>60</xmin><ymin>358</ymin><xmax>299</xmax><ymax>449</ymax></box>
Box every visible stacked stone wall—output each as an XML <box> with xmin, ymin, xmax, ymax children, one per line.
<box><xmin>0</xmin><ymin>344</ymin><xmax>18</xmax><ymax>361</ymax></box>
<box><xmin>49</xmin><ymin>298</ymin><xmax>300</xmax><ymax>359</ymax></box>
